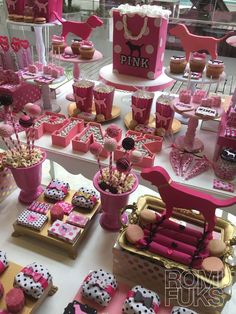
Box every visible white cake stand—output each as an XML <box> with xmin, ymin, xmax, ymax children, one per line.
<box><xmin>99</xmin><ymin>64</ymin><xmax>174</xmax><ymax>92</ymax></box>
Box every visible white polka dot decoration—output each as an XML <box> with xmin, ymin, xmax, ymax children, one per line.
<box><xmin>159</xmin><ymin>38</ymin><xmax>163</xmax><ymax>48</ymax></box>
<box><xmin>114</xmin><ymin>45</ymin><xmax>122</xmax><ymax>54</ymax></box>
<box><xmin>147</xmin><ymin>71</ymin><xmax>155</xmax><ymax>79</ymax></box>
<box><xmin>161</xmin><ymin>52</ymin><xmax>165</xmax><ymax>62</ymax></box>
<box><xmin>146</xmin><ymin>45</ymin><xmax>154</xmax><ymax>55</ymax></box>
<box><xmin>144</xmin><ymin>26</ymin><xmax>150</xmax><ymax>36</ymax></box>
<box><xmin>115</xmin><ymin>21</ymin><xmax>123</xmax><ymax>31</ymax></box>
<box><xmin>154</xmin><ymin>18</ymin><xmax>161</xmax><ymax>27</ymax></box>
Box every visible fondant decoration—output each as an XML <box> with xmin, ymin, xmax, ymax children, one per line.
<box><xmin>56</xmin><ymin>201</ymin><xmax>74</xmax><ymax>215</ymax></box>
<box><xmin>44</xmin><ymin>179</ymin><xmax>70</xmax><ymax>201</ymax></box>
<box><xmin>81</xmin><ymin>269</ymin><xmax>118</xmax><ymax>306</ymax></box>
<box><xmin>171</xmin><ymin>307</ymin><xmax>198</xmax><ymax>314</ymax></box>
<box><xmin>169</xmin><ymin>23</ymin><xmax>234</xmax><ymax>61</ymax></box>
<box><xmin>51</xmin><ymin>118</ymin><xmax>84</xmax><ymax>147</ymax></box>
<box><xmin>28</xmin><ymin>201</ymin><xmax>52</xmax><ymax>215</ymax></box>
<box><xmin>66</xmin><ymin>212</ymin><xmax>89</xmax><ymax>228</ymax></box>
<box><xmin>173</xmin><ymin>102</ymin><xmax>194</xmax><ymax>113</ymax></box>
<box><xmin>115</xmin><ymin>130</ymin><xmax>163</xmax><ymax>168</ymax></box>
<box><xmin>141</xmin><ymin>166</ymin><xmax>236</xmax><ymax>233</ymax></box>
<box><xmin>71</xmin><ymin>187</ymin><xmax>98</xmax><ymax>209</ymax></box>
<box><xmin>53</xmin><ymin>11</ymin><xmax>103</xmax><ymax>41</ymax></box>
<box><xmin>14</xmin><ymin>262</ymin><xmax>52</xmax><ymax>299</ymax></box>
<box><xmin>17</xmin><ymin>209</ymin><xmax>48</xmax><ymax>230</ymax></box>
<box><xmin>0</xmin><ymin>250</ymin><xmax>8</xmax><ymax>274</ymax></box>
<box><xmin>122</xmin><ymin>285</ymin><xmax>160</xmax><ymax>314</ymax></box>
<box><xmin>63</xmin><ymin>300</ymin><xmax>97</xmax><ymax>314</ymax></box>
<box><xmin>111</xmin><ymin>4</ymin><xmax>171</xmax><ymax>79</ymax></box>
<box><xmin>34</xmin><ymin>112</ymin><xmax>68</xmax><ymax>139</ymax></box>
<box><xmin>183</xmin><ymin>71</ymin><xmax>202</xmax><ymax>80</ymax></box>
<box><xmin>48</xmin><ymin>220</ymin><xmax>81</xmax><ymax>243</ymax></box>
<box><xmin>195</xmin><ymin>106</ymin><xmax>217</xmax><ymax>118</ymax></box>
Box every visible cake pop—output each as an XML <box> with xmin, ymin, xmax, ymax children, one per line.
<box><xmin>116</xmin><ymin>157</ymin><xmax>130</xmax><ymax>173</ymax></box>
<box><xmin>122</xmin><ymin>137</ymin><xmax>135</xmax><ymax>153</ymax></box>
<box><xmin>23</xmin><ymin>103</ymin><xmax>41</xmax><ymax>118</ymax></box>
<box><xmin>89</xmin><ymin>142</ymin><xmax>103</xmax><ymax>179</ymax></box>
<box><xmin>106</xmin><ymin>124</ymin><xmax>121</xmax><ymax>139</ymax></box>
<box><xmin>19</xmin><ymin>115</ymin><xmax>34</xmax><ymax>128</ymax></box>
<box><xmin>104</xmin><ymin>138</ymin><xmax>117</xmax><ymax>185</ymax></box>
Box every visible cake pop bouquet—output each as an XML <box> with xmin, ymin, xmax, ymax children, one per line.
<box><xmin>0</xmin><ymin>94</ymin><xmax>43</xmax><ymax>168</ymax></box>
<box><xmin>90</xmin><ymin>131</ymin><xmax>142</xmax><ymax>194</ymax></box>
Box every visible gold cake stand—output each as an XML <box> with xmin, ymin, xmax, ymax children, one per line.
<box><xmin>12</xmin><ymin>191</ymin><xmax>101</xmax><ymax>259</ymax></box>
<box><xmin>0</xmin><ymin>261</ymin><xmax>57</xmax><ymax>313</ymax></box>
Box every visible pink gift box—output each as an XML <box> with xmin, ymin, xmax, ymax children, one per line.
<box><xmin>51</xmin><ymin>117</ymin><xmax>84</xmax><ymax>147</ymax></box>
<box><xmin>33</xmin><ymin>0</ymin><xmax>63</xmax><ymax>22</ymax></box>
<box><xmin>112</xmin><ymin>8</ymin><xmax>169</xmax><ymax>80</ymax></box>
<box><xmin>34</xmin><ymin>112</ymin><xmax>68</xmax><ymax>139</ymax></box>
<box><xmin>93</xmin><ymin>84</ymin><xmax>115</xmax><ymax>120</ymax></box>
<box><xmin>131</xmin><ymin>90</ymin><xmax>154</xmax><ymax>124</ymax></box>
<box><xmin>73</xmin><ymin>80</ymin><xmax>95</xmax><ymax>113</ymax></box>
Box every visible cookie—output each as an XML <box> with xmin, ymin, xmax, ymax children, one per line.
<box><xmin>34</xmin><ymin>17</ymin><xmax>46</xmax><ymax>24</ymax></box>
<box><xmin>72</xmin><ymin>187</ymin><xmax>98</xmax><ymax>209</ymax></box>
<box><xmin>173</xmin><ymin>102</ymin><xmax>194</xmax><ymax>113</ymax></box>
<box><xmin>195</xmin><ymin>106</ymin><xmax>217</xmax><ymax>118</ymax></box>
<box><xmin>140</xmin><ymin>209</ymin><xmax>157</xmax><ymax>224</ymax></box>
<box><xmin>122</xmin><ymin>285</ymin><xmax>160</xmax><ymax>314</ymax></box>
<box><xmin>125</xmin><ymin>224</ymin><xmax>144</xmax><ymax>244</ymax></box>
<box><xmin>207</xmin><ymin>239</ymin><xmax>226</xmax><ymax>257</ymax></box>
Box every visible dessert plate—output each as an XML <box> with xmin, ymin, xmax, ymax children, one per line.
<box><xmin>68</xmin><ymin>102</ymin><xmax>121</xmax><ymax>123</ymax></box>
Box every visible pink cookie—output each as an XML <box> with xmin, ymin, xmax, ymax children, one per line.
<box><xmin>192</xmin><ymin>90</ymin><xmax>207</xmax><ymax>104</ymax></box>
<box><xmin>211</xmin><ymin>95</ymin><xmax>221</xmax><ymax>107</ymax></box>
<box><xmin>213</xmin><ymin>179</ymin><xmax>234</xmax><ymax>193</ymax></box>
<box><xmin>173</xmin><ymin>102</ymin><xmax>194</xmax><ymax>113</ymax></box>
<box><xmin>201</xmin><ymin>97</ymin><xmax>213</xmax><ymax>107</ymax></box>
<box><xmin>51</xmin><ymin>68</ymin><xmax>60</xmax><ymax>78</ymax></box>
<box><xmin>43</xmin><ymin>65</ymin><xmax>52</xmax><ymax>75</ymax></box>
<box><xmin>179</xmin><ymin>89</ymin><xmax>191</xmax><ymax>104</ymax></box>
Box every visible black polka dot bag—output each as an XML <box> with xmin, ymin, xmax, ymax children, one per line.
<box><xmin>44</xmin><ymin>179</ymin><xmax>70</xmax><ymax>201</ymax></box>
<box><xmin>72</xmin><ymin>187</ymin><xmax>98</xmax><ymax>209</ymax></box>
<box><xmin>122</xmin><ymin>285</ymin><xmax>160</xmax><ymax>314</ymax></box>
<box><xmin>0</xmin><ymin>250</ymin><xmax>8</xmax><ymax>274</ymax></box>
<box><xmin>14</xmin><ymin>262</ymin><xmax>52</xmax><ymax>299</ymax></box>
<box><xmin>81</xmin><ymin>269</ymin><xmax>118</xmax><ymax>306</ymax></box>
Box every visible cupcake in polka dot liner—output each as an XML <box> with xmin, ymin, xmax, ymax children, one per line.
<box><xmin>0</xmin><ymin>95</ymin><xmax>43</xmax><ymax>168</ymax></box>
<box><xmin>90</xmin><ymin>136</ymin><xmax>142</xmax><ymax>194</ymax></box>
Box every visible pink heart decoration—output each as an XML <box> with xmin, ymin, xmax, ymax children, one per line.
<box><xmin>21</xmin><ymin>40</ymin><xmax>30</xmax><ymax>50</ymax></box>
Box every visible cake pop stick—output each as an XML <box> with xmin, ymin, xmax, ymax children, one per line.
<box><xmin>104</xmin><ymin>138</ymin><xmax>117</xmax><ymax>185</ymax></box>
<box><xmin>19</xmin><ymin>115</ymin><xmax>34</xmax><ymax>155</ymax></box>
<box><xmin>116</xmin><ymin>157</ymin><xmax>131</xmax><ymax>187</ymax></box>
<box><xmin>89</xmin><ymin>142</ymin><xmax>104</xmax><ymax>179</ymax></box>
<box><xmin>0</xmin><ymin>124</ymin><xmax>16</xmax><ymax>156</ymax></box>
<box><xmin>207</xmin><ymin>76</ymin><xmax>213</xmax><ymax>97</ymax></box>
<box><xmin>123</xmin><ymin>150</ymin><xmax>143</xmax><ymax>187</ymax></box>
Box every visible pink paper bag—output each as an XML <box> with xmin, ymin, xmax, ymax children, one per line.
<box><xmin>5</xmin><ymin>0</ymin><xmax>25</xmax><ymax>15</ymax></box>
<box><xmin>112</xmin><ymin>6</ymin><xmax>170</xmax><ymax>80</ymax></box>
<box><xmin>34</xmin><ymin>0</ymin><xmax>63</xmax><ymax>22</ymax></box>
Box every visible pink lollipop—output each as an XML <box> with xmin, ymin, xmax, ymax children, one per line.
<box><xmin>104</xmin><ymin>138</ymin><xmax>117</xmax><ymax>185</ymax></box>
<box><xmin>106</xmin><ymin>124</ymin><xmax>121</xmax><ymax>139</ymax></box>
<box><xmin>24</xmin><ymin>103</ymin><xmax>41</xmax><ymax>118</ymax></box>
<box><xmin>89</xmin><ymin>142</ymin><xmax>103</xmax><ymax>179</ymax></box>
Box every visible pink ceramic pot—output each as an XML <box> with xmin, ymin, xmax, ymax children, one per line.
<box><xmin>93</xmin><ymin>170</ymin><xmax>138</xmax><ymax>232</ymax></box>
<box><xmin>9</xmin><ymin>150</ymin><xmax>46</xmax><ymax>204</ymax></box>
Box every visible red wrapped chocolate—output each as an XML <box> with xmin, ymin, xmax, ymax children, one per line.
<box><xmin>111</xmin><ymin>4</ymin><xmax>171</xmax><ymax>80</ymax></box>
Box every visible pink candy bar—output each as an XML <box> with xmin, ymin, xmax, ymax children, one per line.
<box><xmin>213</xmin><ymin>179</ymin><xmax>234</xmax><ymax>193</ymax></box>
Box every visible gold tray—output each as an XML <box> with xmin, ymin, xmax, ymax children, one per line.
<box><xmin>118</xmin><ymin>195</ymin><xmax>236</xmax><ymax>289</ymax></box>
<box><xmin>0</xmin><ymin>261</ymin><xmax>57</xmax><ymax>313</ymax></box>
<box><xmin>12</xmin><ymin>190</ymin><xmax>101</xmax><ymax>259</ymax></box>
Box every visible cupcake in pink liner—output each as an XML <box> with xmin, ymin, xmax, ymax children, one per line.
<box><xmin>131</xmin><ymin>90</ymin><xmax>154</xmax><ymax>125</ymax></box>
<box><xmin>93</xmin><ymin>84</ymin><xmax>115</xmax><ymax>120</ymax></box>
<box><xmin>73</xmin><ymin>80</ymin><xmax>95</xmax><ymax>113</ymax></box>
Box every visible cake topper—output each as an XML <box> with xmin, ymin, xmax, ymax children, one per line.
<box><xmin>53</xmin><ymin>11</ymin><xmax>103</xmax><ymax>41</ymax></box>
<box><xmin>169</xmin><ymin>23</ymin><xmax>234</xmax><ymax>61</ymax></box>
<box><xmin>141</xmin><ymin>166</ymin><xmax>236</xmax><ymax>233</ymax></box>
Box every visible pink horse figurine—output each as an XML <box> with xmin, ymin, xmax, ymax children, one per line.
<box><xmin>53</xmin><ymin>11</ymin><xmax>103</xmax><ymax>41</ymax></box>
<box><xmin>169</xmin><ymin>23</ymin><xmax>234</xmax><ymax>61</ymax></box>
<box><xmin>141</xmin><ymin>166</ymin><xmax>236</xmax><ymax>233</ymax></box>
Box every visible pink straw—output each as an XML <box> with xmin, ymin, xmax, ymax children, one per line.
<box><xmin>109</xmin><ymin>151</ymin><xmax>113</xmax><ymax>185</ymax></box>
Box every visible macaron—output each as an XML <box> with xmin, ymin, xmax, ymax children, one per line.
<box><xmin>207</xmin><ymin>239</ymin><xmax>226</xmax><ymax>257</ymax></box>
<box><xmin>125</xmin><ymin>224</ymin><xmax>144</xmax><ymax>244</ymax></box>
<box><xmin>202</xmin><ymin>256</ymin><xmax>224</xmax><ymax>280</ymax></box>
<box><xmin>140</xmin><ymin>209</ymin><xmax>157</xmax><ymax>224</ymax></box>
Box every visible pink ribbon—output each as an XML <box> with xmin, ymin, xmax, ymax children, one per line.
<box><xmin>74</xmin><ymin>304</ymin><xmax>84</xmax><ymax>314</ymax></box>
<box><xmin>48</xmin><ymin>182</ymin><xmax>68</xmax><ymax>195</ymax></box>
<box><xmin>22</xmin><ymin>266</ymin><xmax>48</xmax><ymax>289</ymax></box>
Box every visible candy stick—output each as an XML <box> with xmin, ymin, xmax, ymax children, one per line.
<box><xmin>1</xmin><ymin>137</ymin><xmax>14</xmax><ymax>155</ymax></box>
<box><xmin>104</xmin><ymin>138</ymin><xmax>117</xmax><ymax>185</ymax></box>
<box><xmin>89</xmin><ymin>142</ymin><xmax>104</xmax><ymax>180</ymax></box>
<box><xmin>207</xmin><ymin>76</ymin><xmax>213</xmax><ymax>97</ymax></box>
<box><xmin>10</xmin><ymin>114</ymin><xmax>21</xmax><ymax>153</ymax></box>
